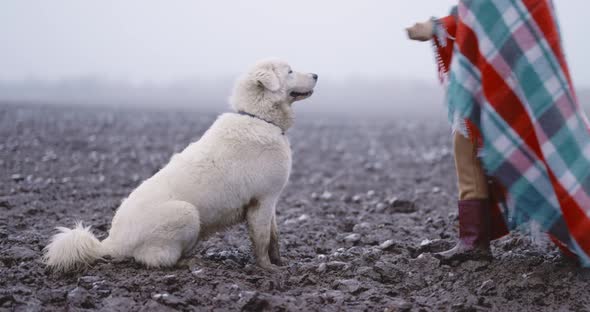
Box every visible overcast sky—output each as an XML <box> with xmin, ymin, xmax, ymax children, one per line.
<box><xmin>1</xmin><ymin>1</ymin><xmax>589</xmax><ymax>87</ymax></box>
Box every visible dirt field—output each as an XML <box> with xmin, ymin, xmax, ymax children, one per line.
<box><xmin>1</xmin><ymin>103</ymin><xmax>589</xmax><ymax>311</ymax></box>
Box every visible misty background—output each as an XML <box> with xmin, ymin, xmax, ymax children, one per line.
<box><xmin>1</xmin><ymin>1</ymin><xmax>589</xmax><ymax>117</ymax></box>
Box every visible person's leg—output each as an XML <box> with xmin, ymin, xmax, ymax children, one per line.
<box><xmin>436</xmin><ymin>132</ymin><xmax>492</xmax><ymax>261</ymax></box>
<box><xmin>454</xmin><ymin>131</ymin><xmax>489</xmax><ymax>200</ymax></box>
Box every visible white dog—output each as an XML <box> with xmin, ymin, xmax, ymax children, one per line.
<box><xmin>43</xmin><ymin>59</ymin><xmax>317</xmax><ymax>272</ymax></box>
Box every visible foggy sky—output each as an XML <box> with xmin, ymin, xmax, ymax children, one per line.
<box><xmin>1</xmin><ymin>1</ymin><xmax>589</xmax><ymax>87</ymax></box>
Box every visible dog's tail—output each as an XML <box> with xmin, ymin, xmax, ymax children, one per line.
<box><xmin>43</xmin><ymin>222</ymin><xmax>108</xmax><ymax>272</ymax></box>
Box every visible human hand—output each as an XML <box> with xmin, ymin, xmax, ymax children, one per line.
<box><xmin>406</xmin><ymin>20</ymin><xmax>434</xmax><ymax>42</ymax></box>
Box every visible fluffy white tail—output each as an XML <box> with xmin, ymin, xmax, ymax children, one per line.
<box><xmin>43</xmin><ymin>222</ymin><xmax>105</xmax><ymax>272</ymax></box>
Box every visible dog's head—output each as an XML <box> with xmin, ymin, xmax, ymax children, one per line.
<box><xmin>251</xmin><ymin>59</ymin><xmax>318</xmax><ymax>103</ymax></box>
<box><xmin>230</xmin><ymin>59</ymin><xmax>317</xmax><ymax>131</ymax></box>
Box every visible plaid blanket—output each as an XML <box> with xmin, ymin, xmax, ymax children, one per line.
<box><xmin>433</xmin><ymin>0</ymin><xmax>590</xmax><ymax>266</ymax></box>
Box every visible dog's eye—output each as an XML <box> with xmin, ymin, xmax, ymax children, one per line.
<box><xmin>288</xmin><ymin>70</ymin><xmax>293</xmax><ymax>74</ymax></box>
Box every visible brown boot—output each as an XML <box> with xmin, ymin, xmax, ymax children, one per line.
<box><xmin>436</xmin><ymin>199</ymin><xmax>492</xmax><ymax>262</ymax></box>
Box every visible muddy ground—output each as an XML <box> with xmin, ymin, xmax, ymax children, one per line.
<box><xmin>1</xmin><ymin>103</ymin><xmax>589</xmax><ymax>312</ymax></box>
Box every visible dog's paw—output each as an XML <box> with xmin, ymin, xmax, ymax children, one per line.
<box><xmin>257</xmin><ymin>262</ymin><xmax>281</xmax><ymax>273</ymax></box>
<box><xmin>270</xmin><ymin>256</ymin><xmax>284</xmax><ymax>267</ymax></box>
<box><xmin>176</xmin><ymin>258</ymin><xmax>200</xmax><ymax>270</ymax></box>
<box><xmin>264</xmin><ymin>265</ymin><xmax>281</xmax><ymax>273</ymax></box>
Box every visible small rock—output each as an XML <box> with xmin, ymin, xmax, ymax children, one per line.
<box><xmin>375</xmin><ymin>202</ymin><xmax>387</xmax><ymax>212</ymax></box>
<box><xmin>67</xmin><ymin>287</ymin><xmax>93</xmax><ymax>308</ymax></box>
<box><xmin>477</xmin><ymin>279</ymin><xmax>496</xmax><ymax>295</ymax></box>
<box><xmin>163</xmin><ymin>274</ymin><xmax>177</xmax><ymax>285</ymax></box>
<box><xmin>331</xmin><ymin>250</ymin><xmax>342</xmax><ymax>258</ymax></box>
<box><xmin>334</xmin><ymin>279</ymin><xmax>362</xmax><ymax>294</ymax></box>
<box><xmin>297</xmin><ymin>214</ymin><xmax>309</xmax><ymax>222</ymax></box>
<box><xmin>284</xmin><ymin>214</ymin><xmax>309</xmax><ymax>225</ymax></box>
<box><xmin>241</xmin><ymin>292</ymin><xmax>270</xmax><ymax>312</ymax></box>
<box><xmin>316</xmin><ymin>263</ymin><xmax>327</xmax><ymax>273</ymax></box>
<box><xmin>0</xmin><ymin>294</ymin><xmax>14</xmax><ymax>307</ymax></box>
<box><xmin>361</xmin><ymin>247</ymin><xmax>383</xmax><ymax>262</ymax></box>
<box><xmin>462</xmin><ymin>260</ymin><xmax>490</xmax><ymax>272</ymax></box>
<box><xmin>344</xmin><ymin>233</ymin><xmax>361</xmax><ymax>244</ymax></box>
<box><xmin>385</xmin><ymin>299</ymin><xmax>413</xmax><ymax>312</ymax></box>
<box><xmin>322</xmin><ymin>290</ymin><xmax>345</xmax><ymax>304</ymax></box>
<box><xmin>152</xmin><ymin>293</ymin><xmax>185</xmax><ymax>307</ymax></box>
<box><xmin>523</xmin><ymin>274</ymin><xmax>545</xmax><ymax>291</ymax></box>
<box><xmin>21</xmin><ymin>298</ymin><xmax>42</xmax><ymax>311</ymax></box>
<box><xmin>352</xmin><ymin>222</ymin><xmax>371</xmax><ymax>233</ymax></box>
<box><xmin>320</xmin><ymin>191</ymin><xmax>333</xmax><ymax>201</ymax></box>
<box><xmin>4</xmin><ymin>246</ymin><xmax>37</xmax><ymax>261</ymax></box>
<box><xmin>386</xmin><ymin>197</ymin><xmax>398</xmax><ymax>205</ymax></box>
<box><xmin>373</xmin><ymin>261</ymin><xmax>404</xmax><ymax>284</ymax></box>
<box><xmin>78</xmin><ymin>276</ymin><xmax>101</xmax><ymax>289</ymax></box>
<box><xmin>192</xmin><ymin>269</ymin><xmax>204</xmax><ymax>276</ymax></box>
<box><xmin>364</xmin><ymin>162</ymin><xmax>383</xmax><ymax>171</ymax></box>
<box><xmin>0</xmin><ymin>200</ymin><xmax>11</xmax><ymax>210</ymax></box>
<box><xmin>139</xmin><ymin>300</ymin><xmax>178</xmax><ymax>312</ymax></box>
<box><xmin>37</xmin><ymin>288</ymin><xmax>67</xmax><ymax>304</ymax></box>
<box><xmin>379</xmin><ymin>239</ymin><xmax>396</xmax><ymax>250</ymax></box>
<box><xmin>352</xmin><ymin>195</ymin><xmax>362</xmax><ymax>203</ymax></box>
<box><xmin>102</xmin><ymin>296</ymin><xmax>137</xmax><ymax>312</ymax></box>
<box><xmin>390</xmin><ymin>199</ymin><xmax>417</xmax><ymax>213</ymax></box>
<box><xmin>10</xmin><ymin>174</ymin><xmax>24</xmax><ymax>182</ymax></box>
<box><xmin>366</xmin><ymin>190</ymin><xmax>376</xmax><ymax>198</ymax></box>
<box><xmin>326</xmin><ymin>261</ymin><xmax>348</xmax><ymax>271</ymax></box>
<box><xmin>310</xmin><ymin>192</ymin><xmax>319</xmax><ymax>200</ymax></box>
<box><xmin>342</xmin><ymin>195</ymin><xmax>353</xmax><ymax>203</ymax></box>
<box><xmin>356</xmin><ymin>266</ymin><xmax>381</xmax><ymax>281</ymax></box>
<box><xmin>346</xmin><ymin>246</ymin><xmax>366</xmax><ymax>256</ymax></box>
<box><xmin>42</xmin><ymin>150</ymin><xmax>58</xmax><ymax>162</ymax></box>
<box><xmin>284</xmin><ymin>218</ymin><xmax>297</xmax><ymax>225</ymax></box>
<box><xmin>152</xmin><ymin>293</ymin><xmax>168</xmax><ymax>300</ymax></box>
<box><xmin>430</xmin><ymin>218</ymin><xmax>446</xmax><ymax>229</ymax></box>
<box><xmin>411</xmin><ymin>253</ymin><xmax>440</xmax><ymax>271</ymax></box>
<box><xmin>159</xmin><ymin>294</ymin><xmax>185</xmax><ymax>307</ymax></box>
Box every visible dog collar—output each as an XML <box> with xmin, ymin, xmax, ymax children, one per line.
<box><xmin>237</xmin><ymin>111</ymin><xmax>285</xmax><ymax>135</ymax></box>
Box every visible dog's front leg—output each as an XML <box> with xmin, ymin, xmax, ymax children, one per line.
<box><xmin>247</xmin><ymin>197</ymin><xmax>278</xmax><ymax>271</ymax></box>
<box><xmin>269</xmin><ymin>214</ymin><xmax>283</xmax><ymax>266</ymax></box>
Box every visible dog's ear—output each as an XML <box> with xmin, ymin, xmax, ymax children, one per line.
<box><xmin>254</xmin><ymin>69</ymin><xmax>280</xmax><ymax>92</ymax></box>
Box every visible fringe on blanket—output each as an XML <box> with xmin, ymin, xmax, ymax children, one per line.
<box><xmin>432</xmin><ymin>18</ymin><xmax>452</xmax><ymax>85</ymax></box>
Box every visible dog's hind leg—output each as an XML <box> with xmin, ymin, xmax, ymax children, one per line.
<box><xmin>134</xmin><ymin>244</ymin><xmax>183</xmax><ymax>268</ymax></box>
<box><xmin>269</xmin><ymin>214</ymin><xmax>282</xmax><ymax>266</ymax></box>
<box><xmin>247</xmin><ymin>197</ymin><xmax>279</xmax><ymax>271</ymax></box>
<box><xmin>132</xmin><ymin>200</ymin><xmax>200</xmax><ymax>268</ymax></box>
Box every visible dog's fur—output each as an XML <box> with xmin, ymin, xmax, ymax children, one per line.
<box><xmin>43</xmin><ymin>59</ymin><xmax>317</xmax><ymax>272</ymax></box>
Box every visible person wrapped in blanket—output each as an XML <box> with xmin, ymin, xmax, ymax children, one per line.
<box><xmin>406</xmin><ymin>0</ymin><xmax>590</xmax><ymax>266</ymax></box>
